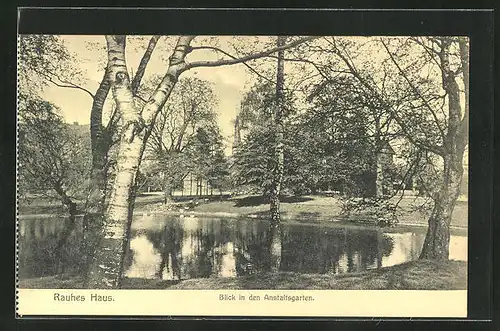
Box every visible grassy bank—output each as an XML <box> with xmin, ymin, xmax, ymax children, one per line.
<box><xmin>18</xmin><ymin>193</ymin><xmax>468</xmax><ymax>229</ymax></box>
<box><xmin>136</xmin><ymin>194</ymin><xmax>468</xmax><ymax>228</ymax></box>
<box><xmin>18</xmin><ymin>260</ymin><xmax>467</xmax><ymax>290</ymax></box>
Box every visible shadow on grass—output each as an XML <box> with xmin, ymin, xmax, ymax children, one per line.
<box><xmin>234</xmin><ymin>195</ymin><xmax>314</xmax><ymax>207</ymax></box>
<box><xmin>295</xmin><ymin>211</ymin><xmax>322</xmax><ymax>223</ymax></box>
<box><xmin>18</xmin><ymin>275</ymin><xmax>182</xmax><ymax>289</ymax></box>
<box><xmin>18</xmin><ymin>199</ymin><xmax>86</xmax><ymax>216</ymax></box>
<box><xmin>169</xmin><ymin>259</ymin><xmax>467</xmax><ymax>290</ymax></box>
<box><xmin>18</xmin><ymin>260</ymin><xmax>466</xmax><ymax>290</ymax></box>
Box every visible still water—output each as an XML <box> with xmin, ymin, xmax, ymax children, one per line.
<box><xmin>18</xmin><ymin>215</ymin><xmax>467</xmax><ymax>280</ymax></box>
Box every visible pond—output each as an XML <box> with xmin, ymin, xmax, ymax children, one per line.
<box><xmin>18</xmin><ymin>215</ymin><xmax>467</xmax><ymax>281</ymax></box>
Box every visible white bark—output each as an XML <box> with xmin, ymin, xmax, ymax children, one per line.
<box><xmin>270</xmin><ymin>36</ymin><xmax>286</xmax><ymax>224</ymax></box>
<box><xmin>86</xmin><ymin>36</ymin><xmax>193</xmax><ymax>288</ymax></box>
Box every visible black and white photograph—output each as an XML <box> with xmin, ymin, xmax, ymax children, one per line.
<box><xmin>16</xmin><ymin>34</ymin><xmax>469</xmax><ymax>295</ymax></box>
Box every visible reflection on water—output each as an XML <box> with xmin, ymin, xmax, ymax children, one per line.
<box><xmin>18</xmin><ymin>217</ymin><xmax>85</xmax><ymax>278</ymax></box>
<box><xmin>18</xmin><ymin>215</ymin><xmax>468</xmax><ymax>280</ymax></box>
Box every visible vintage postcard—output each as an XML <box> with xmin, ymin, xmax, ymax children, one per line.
<box><xmin>16</xmin><ymin>33</ymin><xmax>469</xmax><ymax>317</ymax></box>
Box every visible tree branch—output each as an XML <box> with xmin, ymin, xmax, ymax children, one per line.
<box><xmin>329</xmin><ymin>41</ymin><xmax>444</xmax><ymax>156</ymax></box>
<box><xmin>184</xmin><ymin>37</ymin><xmax>318</xmax><ymax>70</ymax></box>
<box><xmin>131</xmin><ymin>36</ymin><xmax>160</xmax><ymax>95</ymax></box>
<box><xmin>134</xmin><ymin>95</ymin><xmax>148</xmax><ymax>103</ymax></box>
<box><xmin>381</xmin><ymin>39</ymin><xmax>447</xmax><ymax>144</ymax></box>
<box><xmin>410</xmin><ymin>37</ymin><xmax>442</xmax><ymax>68</ymax></box>
<box><xmin>264</xmin><ymin>54</ymin><xmax>330</xmax><ymax>80</ymax></box>
<box><xmin>140</xmin><ymin>36</ymin><xmax>195</xmax><ymax>129</ymax></box>
<box><xmin>190</xmin><ymin>45</ymin><xmax>275</xmax><ymax>84</ymax></box>
<box><xmin>39</xmin><ymin>70</ymin><xmax>95</xmax><ymax>99</ymax></box>
<box><xmin>90</xmin><ymin>67</ymin><xmax>111</xmax><ymax>170</ymax></box>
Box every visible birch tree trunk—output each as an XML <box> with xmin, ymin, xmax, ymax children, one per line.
<box><xmin>268</xmin><ymin>223</ymin><xmax>282</xmax><ymax>273</ymax></box>
<box><xmin>86</xmin><ymin>36</ymin><xmax>193</xmax><ymax>288</ymax></box>
<box><xmin>164</xmin><ymin>179</ymin><xmax>173</xmax><ymax>204</ymax></box>
<box><xmin>374</xmin><ymin>116</ymin><xmax>384</xmax><ymax>198</ymax></box>
<box><xmin>232</xmin><ymin>115</ymin><xmax>242</xmax><ymax>152</ymax></box>
<box><xmin>269</xmin><ymin>36</ymin><xmax>286</xmax><ymax>225</ymax></box>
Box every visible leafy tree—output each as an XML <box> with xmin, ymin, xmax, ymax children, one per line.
<box><xmin>298</xmin><ymin>75</ymin><xmax>386</xmax><ymax>197</ymax></box>
<box><xmin>18</xmin><ymin>94</ymin><xmax>91</xmax><ymax>215</ymax></box>
<box><xmin>142</xmin><ymin>77</ymin><xmax>220</xmax><ymax>202</ymax></box>
<box><xmin>18</xmin><ymin>35</ymin><xmax>89</xmax><ymax>94</ymax></box>
<box><xmin>231</xmin><ymin>77</ymin><xmax>297</xmax><ymax>198</ymax></box>
<box><xmin>18</xmin><ymin>34</ymin><xmax>121</xmax><ymax>220</ymax></box>
<box><xmin>185</xmin><ymin>125</ymin><xmax>230</xmax><ymax>192</ymax></box>
<box><xmin>232</xmin><ymin>125</ymin><xmax>276</xmax><ymax>195</ymax></box>
<box><xmin>232</xmin><ymin>75</ymin><xmax>380</xmax><ymax>198</ymax></box>
<box><xmin>320</xmin><ymin>36</ymin><xmax>469</xmax><ymax>259</ymax></box>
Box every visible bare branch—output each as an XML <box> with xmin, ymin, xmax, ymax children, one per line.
<box><xmin>190</xmin><ymin>45</ymin><xmax>275</xmax><ymax>84</ymax></box>
<box><xmin>131</xmin><ymin>36</ymin><xmax>161</xmax><ymax>95</ymax></box>
<box><xmin>184</xmin><ymin>37</ymin><xmax>318</xmax><ymax>70</ymax></box>
<box><xmin>410</xmin><ymin>37</ymin><xmax>442</xmax><ymax>69</ymax></box>
<box><xmin>141</xmin><ymin>36</ymin><xmax>195</xmax><ymax>128</ymax></box>
<box><xmin>39</xmin><ymin>70</ymin><xmax>95</xmax><ymax>99</ymax></box>
<box><xmin>380</xmin><ymin>39</ymin><xmax>447</xmax><ymax>145</ymax></box>
<box><xmin>264</xmin><ymin>54</ymin><xmax>330</xmax><ymax>80</ymax></box>
<box><xmin>134</xmin><ymin>95</ymin><xmax>148</xmax><ymax>103</ymax></box>
<box><xmin>329</xmin><ymin>41</ymin><xmax>444</xmax><ymax>156</ymax></box>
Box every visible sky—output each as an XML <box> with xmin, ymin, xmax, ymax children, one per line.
<box><xmin>41</xmin><ymin>35</ymin><xmax>268</xmax><ymax>154</ymax></box>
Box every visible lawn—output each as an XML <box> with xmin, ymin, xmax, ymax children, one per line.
<box><xmin>136</xmin><ymin>194</ymin><xmax>468</xmax><ymax>228</ymax></box>
<box><xmin>168</xmin><ymin>259</ymin><xmax>467</xmax><ymax>290</ymax></box>
<box><xmin>18</xmin><ymin>259</ymin><xmax>467</xmax><ymax>290</ymax></box>
<box><xmin>17</xmin><ymin>193</ymin><xmax>468</xmax><ymax>228</ymax></box>
<box><xmin>18</xmin><ymin>193</ymin><xmax>164</xmax><ymax>216</ymax></box>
